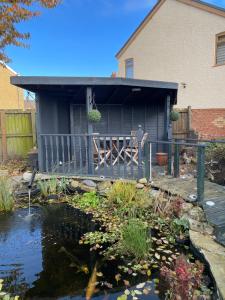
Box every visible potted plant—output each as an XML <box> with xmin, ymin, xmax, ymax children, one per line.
<box><xmin>87</xmin><ymin>109</ymin><xmax>101</xmax><ymax>123</ymax></box>
<box><xmin>170</xmin><ymin>110</ymin><xmax>180</xmax><ymax>122</ymax></box>
<box><xmin>156</xmin><ymin>152</ymin><xmax>168</xmax><ymax>166</ymax></box>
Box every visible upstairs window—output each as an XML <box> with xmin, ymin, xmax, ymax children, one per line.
<box><xmin>216</xmin><ymin>32</ymin><xmax>225</xmax><ymax>66</ymax></box>
<box><xmin>125</xmin><ymin>58</ymin><xmax>134</xmax><ymax>78</ymax></box>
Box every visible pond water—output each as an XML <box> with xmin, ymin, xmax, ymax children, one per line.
<box><xmin>0</xmin><ymin>204</ymin><xmax>160</xmax><ymax>300</ymax></box>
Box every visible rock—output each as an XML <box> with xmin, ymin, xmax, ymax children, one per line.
<box><xmin>202</xmin><ymin>223</ymin><xmax>214</xmax><ymax>235</ymax></box>
<box><xmin>183</xmin><ymin>216</ymin><xmax>214</xmax><ymax>235</ymax></box>
<box><xmin>181</xmin><ymin>202</ymin><xmax>194</xmax><ymax>213</ymax></box>
<box><xmin>136</xmin><ymin>183</ymin><xmax>144</xmax><ymax>189</ymax></box>
<box><xmin>35</xmin><ymin>173</ymin><xmax>43</xmax><ymax>181</ymax></box>
<box><xmin>188</xmin><ymin>206</ymin><xmax>205</xmax><ymax>222</ymax></box>
<box><xmin>97</xmin><ymin>181</ymin><xmax>112</xmax><ymax>195</ymax></box>
<box><xmin>149</xmin><ymin>189</ymin><xmax>161</xmax><ymax>198</ymax></box>
<box><xmin>82</xmin><ymin>179</ymin><xmax>96</xmax><ymax>188</ymax></box>
<box><xmin>79</xmin><ymin>183</ymin><xmax>96</xmax><ymax>193</ymax></box>
<box><xmin>138</xmin><ymin>178</ymin><xmax>147</xmax><ymax>185</ymax></box>
<box><xmin>23</xmin><ymin>171</ymin><xmax>32</xmax><ymax>182</ymax></box>
<box><xmin>70</xmin><ymin>180</ymin><xmax>80</xmax><ymax>189</ymax></box>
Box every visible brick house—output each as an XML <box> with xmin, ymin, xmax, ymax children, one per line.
<box><xmin>116</xmin><ymin>0</ymin><xmax>225</xmax><ymax>138</ymax></box>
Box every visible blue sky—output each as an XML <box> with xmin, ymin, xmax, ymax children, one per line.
<box><xmin>6</xmin><ymin>0</ymin><xmax>225</xmax><ymax>77</ymax></box>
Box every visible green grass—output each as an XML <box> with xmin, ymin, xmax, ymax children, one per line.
<box><xmin>0</xmin><ymin>177</ymin><xmax>14</xmax><ymax>212</ymax></box>
<box><xmin>121</xmin><ymin>218</ymin><xmax>151</xmax><ymax>260</ymax></box>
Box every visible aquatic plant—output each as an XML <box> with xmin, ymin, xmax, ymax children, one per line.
<box><xmin>37</xmin><ymin>177</ymin><xmax>67</xmax><ymax>198</ymax></box>
<box><xmin>75</xmin><ymin>191</ymin><xmax>100</xmax><ymax>209</ymax></box>
<box><xmin>120</xmin><ymin>218</ymin><xmax>151</xmax><ymax>260</ymax></box>
<box><xmin>161</xmin><ymin>255</ymin><xmax>210</xmax><ymax>300</ymax></box>
<box><xmin>0</xmin><ymin>177</ymin><xmax>14</xmax><ymax>212</ymax></box>
<box><xmin>107</xmin><ymin>181</ymin><xmax>136</xmax><ymax>205</ymax></box>
<box><xmin>58</xmin><ymin>177</ymin><xmax>68</xmax><ymax>194</ymax></box>
<box><xmin>107</xmin><ymin>181</ymin><xmax>152</xmax><ymax>214</ymax></box>
<box><xmin>37</xmin><ymin>180</ymin><xmax>49</xmax><ymax>198</ymax></box>
<box><xmin>48</xmin><ymin>177</ymin><xmax>58</xmax><ymax>194</ymax></box>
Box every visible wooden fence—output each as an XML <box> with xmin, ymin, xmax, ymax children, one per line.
<box><xmin>172</xmin><ymin>106</ymin><xmax>194</xmax><ymax>140</ymax></box>
<box><xmin>0</xmin><ymin>110</ymin><xmax>36</xmax><ymax>161</ymax></box>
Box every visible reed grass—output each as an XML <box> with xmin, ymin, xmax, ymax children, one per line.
<box><xmin>121</xmin><ymin>218</ymin><xmax>151</xmax><ymax>260</ymax></box>
<box><xmin>0</xmin><ymin>177</ymin><xmax>14</xmax><ymax>212</ymax></box>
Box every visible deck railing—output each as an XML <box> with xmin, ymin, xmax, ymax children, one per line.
<box><xmin>39</xmin><ymin>131</ymin><xmax>207</xmax><ymax>202</ymax></box>
<box><xmin>144</xmin><ymin>140</ymin><xmax>206</xmax><ymax>202</ymax></box>
<box><xmin>39</xmin><ymin>132</ymin><xmax>148</xmax><ymax>179</ymax></box>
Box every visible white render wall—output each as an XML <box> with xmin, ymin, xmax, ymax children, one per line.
<box><xmin>117</xmin><ymin>0</ymin><xmax>225</xmax><ymax>108</ymax></box>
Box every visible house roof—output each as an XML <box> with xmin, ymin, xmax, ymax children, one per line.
<box><xmin>116</xmin><ymin>0</ymin><xmax>225</xmax><ymax>58</ymax></box>
<box><xmin>11</xmin><ymin>76</ymin><xmax>178</xmax><ymax>105</ymax></box>
<box><xmin>0</xmin><ymin>61</ymin><xmax>18</xmax><ymax>75</ymax></box>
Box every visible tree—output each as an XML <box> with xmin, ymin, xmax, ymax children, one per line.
<box><xmin>0</xmin><ymin>0</ymin><xmax>60</xmax><ymax>62</ymax></box>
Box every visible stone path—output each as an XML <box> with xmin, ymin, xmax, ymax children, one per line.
<box><xmin>151</xmin><ymin>176</ymin><xmax>225</xmax><ymax>246</ymax></box>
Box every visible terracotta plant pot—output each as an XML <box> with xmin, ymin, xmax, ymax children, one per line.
<box><xmin>156</xmin><ymin>152</ymin><xmax>168</xmax><ymax>166</ymax></box>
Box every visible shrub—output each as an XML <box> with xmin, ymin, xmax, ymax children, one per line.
<box><xmin>0</xmin><ymin>177</ymin><xmax>14</xmax><ymax>212</ymax></box>
<box><xmin>170</xmin><ymin>110</ymin><xmax>180</xmax><ymax>122</ymax></box>
<box><xmin>87</xmin><ymin>109</ymin><xmax>101</xmax><ymax>123</ymax></box>
<box><xmin>120</xmin><ymin>218</ymin><xmax>151</xmax><ymax>260</ymax></box>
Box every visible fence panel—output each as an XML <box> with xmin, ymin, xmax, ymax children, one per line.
<box><xmin>172</xmin><ymin>107</ymin><xmax>192</xmax><ymax>140</ymax></box>
<box><xmin>0</xmin><ymin>110</ymin><xmax>36</xmax><ymax>160</ymax></box>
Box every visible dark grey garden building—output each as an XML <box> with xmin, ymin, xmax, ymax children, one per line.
<box><xmin>11</xmin><ymin>76</ymin><xmax>178</xmax><ymax>179</ymax></box>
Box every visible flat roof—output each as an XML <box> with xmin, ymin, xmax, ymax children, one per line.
<box><xmin>11</xmin><ymin>76</ymin><xmax>178</xmax><ymax>91</ymax></box>
<box><xmin>11</xmin><ymin>76</ymin><xmax>178</xmax><ymax>105</ymax></box>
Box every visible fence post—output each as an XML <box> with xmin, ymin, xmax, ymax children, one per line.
<box><xmin>137</xmin><ymin>125</ymin><xmax>144</xmax><ymax>179</ymax></box>
<box><xmin>31</xmin><ymin>110</ymin><xmax>36</xmax><ymax>147</ymax></box>
<box><xmin>197</xmin><ymin>144</ymin><xmax>205</xmax><ymax>202</ymax></box>
<box><xmin>0</xmin><ymin>111</ymin><xmax>7</xmax><ymax>161</ymax></box>
<box><xmin>144</xmin><ymin>142</ymin><xmax>150</xmax><ymax>181</ymax></box>
<box><xmin>174</xmin><ymin>141</ymin><xmax>180</xmax><ymax>178</ymax></box>
<box><xmin>167</xmin><ymin>142</ymin><xmax>172</xmax><ymax>176</ymax></box>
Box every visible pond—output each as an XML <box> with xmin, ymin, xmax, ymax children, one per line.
<box><xmin>0</xmin><ymin>204</ymin><xmax>160</xmax><ymax>299</ymax></box>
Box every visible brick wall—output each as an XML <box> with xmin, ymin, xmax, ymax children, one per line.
<box><xmin>192</xmin><ymin>109</ymin><xmax>225</xmax><ymax>139</ymax></box>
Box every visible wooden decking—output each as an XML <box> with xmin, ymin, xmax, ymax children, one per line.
<box><xmin>151</xmin><ymin>176</ymin><xmax>225</xmax><ymax>246</ymax></box>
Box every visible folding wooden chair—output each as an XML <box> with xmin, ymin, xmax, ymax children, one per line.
<box><xmin>93</xmin><ymin>137</ymin><xmax>112</xmax><ymax>170</ymax></box>
<box><xmin>125</xmin><ymin>132</ymin><xmax>148</xmax><ymax>166</ymax></box>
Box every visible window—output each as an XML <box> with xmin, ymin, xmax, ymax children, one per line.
<box><xmin>216</xmin><ymin>32</ymin><xmax>225</xmax><ymax>66</ymax></box>
<box><xmin>125</xmin><ymin>58</ymin><xmax>134</xmax><ymax>78</ymax></box>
